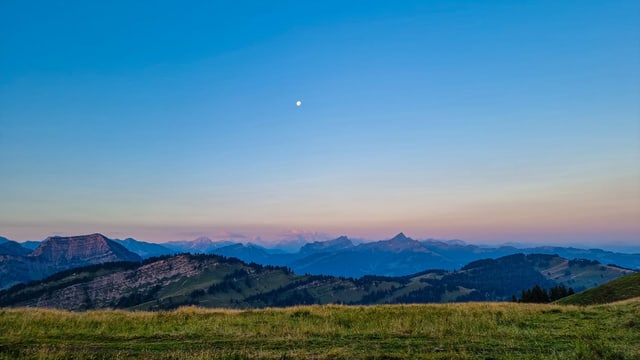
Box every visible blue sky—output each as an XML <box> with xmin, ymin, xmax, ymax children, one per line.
<box><xmin>1</xmin><ymin>1</ymin><xmax>638</xmax><ymax>246</ymax></box>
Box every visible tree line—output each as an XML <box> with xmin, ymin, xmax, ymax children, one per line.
<box><xmin>513</xmin><ymin>284</ymin><xmax>574</xmax><ymax>303</ymax></box>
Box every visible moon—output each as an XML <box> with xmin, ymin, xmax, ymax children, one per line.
<box><xmin>296</xmin><ymin>100</ymin><xmax>302</xmax><ymax>107</ymax></box>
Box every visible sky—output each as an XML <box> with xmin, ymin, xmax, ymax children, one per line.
<box><xmin>1</xmin><ymin>1</ymin><xmax>639</xmax><ymax>247</ymax></box>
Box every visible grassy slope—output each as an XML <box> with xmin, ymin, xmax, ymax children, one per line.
<box><xmin>537</xmin><ymin>257</ymin><xmax>634</xmax><ymax>291</ymax></box>
<box><xmin>0</xmin><ymin>301</ymin><xmax>639</xmax><ymax>360</ymax></box>
<box><xmin>557</xmin><ymin>272</ymin><xmax>640</xmax><ymax>306</ymax></box>
<box><xmin>5</xmin><ymin>253</ymin><xmax>632</xmax><ymax>311</ymax></box>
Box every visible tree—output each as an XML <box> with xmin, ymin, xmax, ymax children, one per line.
<box><xmin>520</xmin><ymin>285</ymin><xmax>549</xmax><ymax>303</ymax></box>
<box><xmin>519</xmin><ymin>284</ymin><xmax>574</xmax><ymax>303</ymax></box>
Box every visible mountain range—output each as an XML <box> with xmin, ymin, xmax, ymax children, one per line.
<box><xmin>124</xmin><ymin>232</ymin><xmax>640</xmax><ymax>276</ymax></box>
<box><xmin>2</xmin><ymin>232</ymin><xmax>639</xmax><ymax>289</ymax></box>
<box><xmin>0</xmin><ymin>234</ymin><xmax>140</xmax><ymax>289</ymax></box>
<box><xmin>0</xmin><ymin>250</ymin><xmax>633</xmax><ymax>311</ymax></box>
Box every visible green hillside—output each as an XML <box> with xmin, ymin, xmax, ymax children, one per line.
<box><xmin>1</xmin><ymin>301</ymin><xmax>639</xmax><ymax>359</ymax></box>
<box><xmin>0</xmin><ymin>253</ymin><xmax>633</xmax><ymax>310</ymax></box>
<box><xmin>557</xmin><ymin>272</ymin><xmax>640</xmax><ymax>306</ymax></box>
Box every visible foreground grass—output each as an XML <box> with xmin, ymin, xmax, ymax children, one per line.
<box><xmin>0</xmin><ymin>301</ymin><xmax>639</xmax><ymax>359</ymax></box>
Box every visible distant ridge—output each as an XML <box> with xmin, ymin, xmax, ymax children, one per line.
<box><xmin>164</xmin><ymin>237</ymin><xmax>236</xmax><ymax>254</ymax></box>
<box><xmin>299</xmin><ymin>236</ymin><xmax>354</xmax><ymax>254</ymax></box>
<box><xmin>2</xmin><ymin>232</ymin><xmax>639</xmax><ymax>288</ymax></box>
<box><xmin>131</xmin><ymin>233</ymin><xmax>640</xmax><ymax>277</ymax></box>
<box><xmin>113</xmin><ymin>238</ymin><xmax>173</xmax><ymax>259</ymax></box>
<box><xmin>31</xmin><ymin>233</ymin><xmax>141</xmax><ymax>266</ymax></box>
<box><xmin>0</xmin><ymin>233</ymin><xmax>141</xmax><ymax>289</ymax></box>
<box><xmin>0</xmin><ymin>239</ymin><xmax>30</xmax><ymax>257</ymax></box>
<box><xmin>359</xmin><ymin>232</ymin><xmax>433</xmax><ymax>253</ymax></box>
<box><xmin>0</xmin><ymin>252</ymin><xmax>632</xmax><ymax>310</ymax></box>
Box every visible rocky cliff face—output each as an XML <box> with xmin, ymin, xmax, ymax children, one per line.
<box><xmin>1</xmin><ymin>252</ymin><xmax>633</xmax><ymax>311</ymax></box>
<box><xmin>24</xmin><ymin>254</ymin><xmax>208</xmax><ymax>310</ymax></box>
<box><xmin>0</xmin><ymin>233</ymin><xmax>141</xmax><ymax>289</ymax></box>
<box><xmin>30</xmin><ymin>233</ymin><xmax>141</xmax><ymax>267</ymax></box>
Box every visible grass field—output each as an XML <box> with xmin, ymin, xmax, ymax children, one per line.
<box><xmin>1</xmin><ymin>300</ymin><xmax>639</xmax><ymax>359</ymax></box>
<box><xmin>557</xmin><ymin>273</ymin><xmax>640</xmax><ymax>306</ymax></box>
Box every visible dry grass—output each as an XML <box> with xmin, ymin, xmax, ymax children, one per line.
<box><xmin>1</xmin><ymin>301</ymin><xmax>638</xmax><ymax>359</ymax></box>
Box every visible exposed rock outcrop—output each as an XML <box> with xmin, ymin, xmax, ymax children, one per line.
<box><xmin>30</xmin><ymin>233</ymin><xmax>140</xmax><ymax>267</ymax></box>
<box><xmin>0</xmin><ymin>233</ymin><xmax>141</xmax><ymax>289</ymax></box>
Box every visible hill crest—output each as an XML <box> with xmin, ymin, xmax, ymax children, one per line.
<box><xmin>557</xmin><ymin>272</ymin><xmax>640</xmax><ymax>306</ymax></box>
<box><xmin>0</xmin><ymin>251</ymin><xmax>633</xmax><ymax>311</ymax></box>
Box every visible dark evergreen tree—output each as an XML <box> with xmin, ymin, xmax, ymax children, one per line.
<box><xmin>519</xmin><ymin>284</ymin><xmax>574</xmax><ymax>303</ymax></box>
<box><xmin>520</xmin><ymin>285</ymin><xmax>549</xmax><ymax>303</ymax></box>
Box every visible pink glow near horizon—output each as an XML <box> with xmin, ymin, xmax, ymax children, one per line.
<box><xmin>3</xmin><ymin>221</ymin><xmax>639</xmax><ymax>249</ymax></box>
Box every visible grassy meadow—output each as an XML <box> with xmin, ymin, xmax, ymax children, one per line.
<box><xmin>557</xmin><ymin>273</ymin><xmax>640</xmax><ymax>306</ymax></box>
<box><xmin>0</xmin><ymin>300</ymin><xmax>639</xmax><ymax>359</ymax></box>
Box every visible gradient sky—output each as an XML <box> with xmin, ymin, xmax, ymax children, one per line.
<box><xmin>1</xmin><ymin>1</ymin><xmax>639</xmax><ymax>246</ymax></box>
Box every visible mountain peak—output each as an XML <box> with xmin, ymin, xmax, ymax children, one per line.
<box><xmin>42</xmin><ymin>233</ymin><xmax>109</xmax><ymax>245</ymax></box>
<box><xmin>299</xmin><ymin>236</ymin><xmax>354</xmax><ymax>254</ymax></box>
<box><xmin>356</xmin><ymin>232</ymin><xmax>428</xmax><ymax>254</ymax></box>
<box><xmin>390</xmin><ymin>232</ymin><xmax>409</xmax><ymax>241</ymax></box>
<box><xmin>193</xmin><ymin>236</ymin><xmax>214</xmax><ymax>244</ymax></box>
<box><xmin>47</xmin><ymin>232</ymin><xmax>105</xmax><ymax>240</ymax></box>
<box><xmin>30</xmin><ymin>233</ymin><xmax>141</xmax><ymax>265</ymax></box>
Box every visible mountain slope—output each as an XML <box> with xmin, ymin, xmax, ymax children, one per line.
<box><xmin>113</xmin><ymin>238</ymin><xmax>173</xmax><ymax>259</ymax></box>
<box><xmin>437</xmin><ymin>253</ymin><xmax>635</xmax><ymax>301</ymax></box>
<box><xmin>290</xmin><ymin>233</ymin><xmax>456</xmax><ymax>277</ymax></box>
<box><xmin>517</xmin><ymin>246</ymin><xmax>640</xmax><ymax>271</ymax></box>
<box><xmin>0</xmin><ymin>234</ymin><xmax>141</xmax><ymax>289</ymax></box>
<box><xmin>0</xmin><ymin>254</ymin><xmax>301</xmax><ymax>310</ymax></box>
<box><xmin>30</xmin><ymin>233</ymin><xmax>141</xmax><ymax>266</ymax></box>
<box><xmin>299</xmin><ymin>236</ymin><xmax>354</xmax><ymax>254</ymax></box>
<box><xmin>556</xmin><ymin>272</ymin><xmax>640</xmax><ymax>306</ymax></box>
<box><xmin>0</xmin><ymin>255</ymin><xmax>51</xmax><ymax>290</ymax></box>
<box><xmin>211</xmin><ymin>243</ymin><xmax>278</xmax><ymax>265</ymax></box>
<box><xmin>0</xmin><ymin>239</ymin><xmax>31</xmax><ymax>257</ymax></box>
<box><xmin>20</xmin><ymin>241</ymin><xmax>42</xmax><ymax>250</ymax></box>
<box><xmin>0</xmin><ymin>252</ymin><xmax>632</xmax><ymax>310</ymax></box>
<box><xmin>148</xmin><ymin>234</ymin><xmax>640</xmax><ymax>279</ymax></box>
